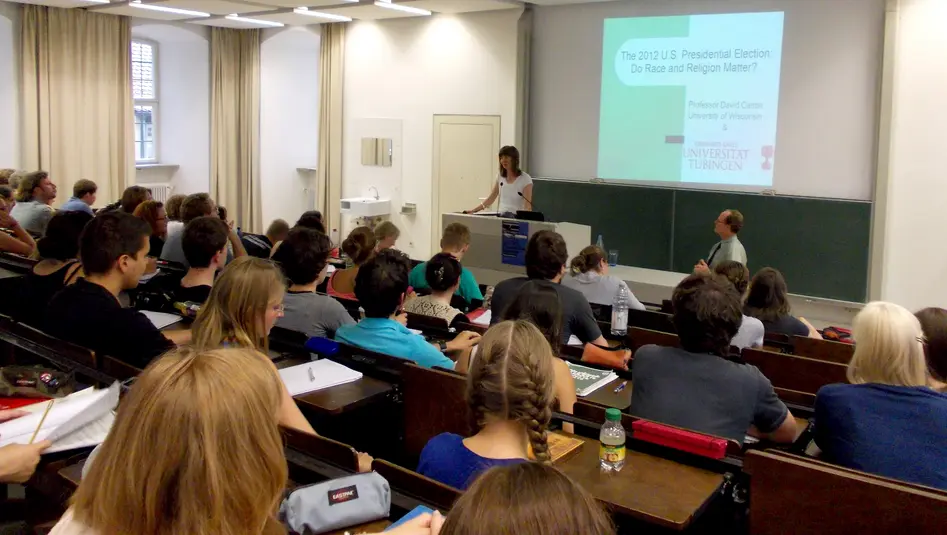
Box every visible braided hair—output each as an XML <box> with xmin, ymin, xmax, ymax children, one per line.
<box><xmin>467</xmin><ymin>320</ymin><xmax>555</xmax><ymax>463</ymax></box>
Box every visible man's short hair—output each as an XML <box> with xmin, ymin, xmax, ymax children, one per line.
<box><xmin>79</xmin><ymin>212</ymin><xmax>151</xmax><ymax>275</ymax></box>
<box><xmin>671</xmin><ymin>274</ymin><xmax>743</xmax><ymax>357</ymax></box>
<box><xmin>525</xmin><ymin>230</ymin><xmax>568</xmax><ymax>281</ymax></box>
<box><xmin>725</xmin><ymin>209</ymin><xmax>744</xmax><ymax>234</ymax></box>
<box><xmin>271</xmin><ymin>227</ymin><xmax>331</xmax><ymax>286</ymax></box>
<box><xmin>121</xmin><ymin>186</ymin><xmax>150</xmax><ymax>214</ymax></box>
<box><xmin>15</xmin><ymin>171</ymin><xmax>48</xmax><ymax>202</ymax></box>
<box><xmin>73</xmin><ymin>179</ymin><xmax>97</xmax><ymax>199</ymax></box>
<box><xmin>182</xmin><ymin>216</ymin><xmax>229</xmax><ymax>268</ymax></box>
<box><xmin>354</xmin><ymin>249</ymin><xmax>411</xmax><ymax>318</ymax></box>
<box><xmin>181</xmin><ymin>193</ymin><xmax>215</xmax><ymax>224</ymax></box>
<box><xmin>440</xmin><ymin>222</ymin><xmax>471</xmax><ymax>251</ymax></box>
<box><xmin>266</xmin><ymin>219</ymin><xmax>290</xmax><ymax>240</ymax></box>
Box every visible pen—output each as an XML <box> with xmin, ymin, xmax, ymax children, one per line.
<box><xmin>613</xmin><ymin>381</ymin><xmax>628</xmax><ymax>393</ymax></box>
<box><xmin>308</xmin><ymin>367</ymin><xmax>315</xmax><ymax>382</ymax></box>
<box><xmin>30</xmin><ymin>400</ymin><xmax>54</xmax><ymax>444</ymax></box>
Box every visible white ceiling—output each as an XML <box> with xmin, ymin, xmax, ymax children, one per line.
<box><xmin>4</xmin><ymin>0</ymin><xmax>614</xmax><ymax>28</ymax></box>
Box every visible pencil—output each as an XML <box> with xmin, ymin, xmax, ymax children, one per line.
<box><xmin>29</xmin><ymin>400</ymin><xmax>54</xmax><ymax>445</ymax></box>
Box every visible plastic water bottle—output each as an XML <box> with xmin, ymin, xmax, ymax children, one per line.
<box><xmin>611</xmin><ymin>284</ymin><xmax>630</xmax><ymax>336</ymax></box>
<box><xmin>599</xmin><ymin>408</ymin><xmax>626</xmax><ymax>472</ymax></box>
<box><xmin>596</xmin><ymin>234</ymin><xmax>605</xmax><ymax>250</ymax></box>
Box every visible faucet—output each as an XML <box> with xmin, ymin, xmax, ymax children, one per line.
<box><xmin>368</xmin><ymin>186</ymin><xmax>380</xmax><ymax>200</ymax></box>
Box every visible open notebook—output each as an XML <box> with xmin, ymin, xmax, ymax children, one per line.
<box><xmin>567</xmin><ymin>362</ymin><xmax>618</xmax><ymax>397</ymax></box>
<box><xmin>0</xmin><ymin>383</ymin><xmax>119</xmax><ymax>454</ymax></box>
<box><xmin>278</xmin><ymin>359</ymin><xmax>363</xmax><ymax>397</ymax></box>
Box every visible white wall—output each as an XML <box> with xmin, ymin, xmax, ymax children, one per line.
<box><xmin>0</xmin><ymin>2</ymin><xmax>18</xmax><ymax>169</ymax></box>
<box><xmin>131</xmin><ymin>20</ymin><xmax>210</xmax><ymax>195</ymax></box>
<box><xmin>260</xmin><ymin>26</ymin><xmax>321</xmax><ymax>229</ymax></box>
<box><xmin>879</xmin><ymin>0</ymin><xmax>947</xmax><ymax>311</ymax></box>
<box><xmin>343</xmin><ymin>9</ymin><xmax>522</xmax><ymax>260</ymax></box>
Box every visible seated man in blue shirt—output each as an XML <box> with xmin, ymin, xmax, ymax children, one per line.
<box><xmin>59</xmin><ymin>179</ymin><xmax>96</xmax><ymax>215</ymax></box>
<box><xmin>335</xmin><ymin>248</ymin><xmax>481</xmax><ymax>369</ymax></box>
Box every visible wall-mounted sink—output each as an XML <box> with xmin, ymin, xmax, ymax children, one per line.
<box><xmin>340</xmin><ymin>197</ymin><xmax>391</xmax><ymax>217</ymax></box>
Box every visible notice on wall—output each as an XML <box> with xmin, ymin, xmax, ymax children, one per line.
<box><xmin>501</xmin><ymin>220</ymin><xmax>529</xmax><ymax>266</ymax></box>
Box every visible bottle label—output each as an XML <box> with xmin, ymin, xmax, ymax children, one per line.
<box><xmin>600</xmin><ymin>442</ymin><xmax>626</xmax><ymax>463</ymax></box>
<box><xmin>611</xmin><ymin>309</ymin><xmax>628</xmax><ymax>331</ymax></box>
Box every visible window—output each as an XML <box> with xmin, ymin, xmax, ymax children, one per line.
<box><xmin>132</xmin><ymin>40</ymin><xmax>157</xmax><ymax>163</ymax></box>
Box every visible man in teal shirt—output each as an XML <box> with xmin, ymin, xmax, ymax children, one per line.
<box><xmin>335</xmin><ymin>249</ymin><xmax>481</xmax><ymax>369</ymax></box>
<box><xmin>409</xmin><ymin>222</ymin><xmax>483</xmax><ymax>304</ymax></box>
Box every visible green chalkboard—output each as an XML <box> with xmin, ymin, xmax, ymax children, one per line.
<box><xmin>532</xmin><ymin>180</ymin><xmax>871</xmax><ymax>302</ymax></box>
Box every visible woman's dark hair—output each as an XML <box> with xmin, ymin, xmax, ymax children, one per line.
<box><xmin>498</xmin><ymin>145</ymin><xmax>522</xmax><ymax>178</ymax></box>
<box><xmin>743</xmin><ymin>267</ymin><xmax>792</xmax><ymax>322</ymax></box>
<box><xmin>295</xmin><ymin>211</ymin><xmax>325</xmax><ymax>234</ymax></box>
<box><xmin>570</xmin><ymin>245</ymin><xmax>605</xmax><ymax>275</ymax></box>
<box><xmin>37</xmin><ymin>211</ymin><xmax>93</xmax><ymax>261</ymax></box>
<box><xmin>425</xmin><ymin>253</ymin><xmax>462</xmax><ymax>293</ymax></box>
<box><xmin>915</xmin><ymin>307</ymin><xmax>947</xmax><ymax>382</ymax></box>
<box><xmin>341</xmin><ymin>226</ymin><xmax>375</xmax><ymax>265</ymax></box>
<box><xmin>500</xmin><ymin>281</ymin><xmax>563</xmax><ymax>356</ymax></box>
<box><xmin>713</xmin><ymin>260</ymin><xmax>751</xmax><ymax>295</ymax></box>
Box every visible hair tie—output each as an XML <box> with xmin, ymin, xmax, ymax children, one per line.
<box><xmin>436</xmin><ymin>266</ymin><xmax>445</xmax><ymax>282</ymax></box>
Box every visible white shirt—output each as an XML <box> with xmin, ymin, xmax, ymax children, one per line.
<box><xmin>497</xmin><ymin>172</ymin><xmax>533</xmax><ymax>214</ymax></box>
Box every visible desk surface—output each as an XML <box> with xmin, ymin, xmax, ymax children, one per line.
<box><xmin>326</xmin><ymin>519</ymin><xmax>391</xmax><ymax>535</ymax></box>
<box><xmin>275</xmin><ymin>357</ymin><xmax>394</xmax><ymax>416</ymax></box>
<box><xmin>556</xmin><ymin>434</ymin><xmax>724</xmax><ymax>530</ymax></box>
<box><xmin>59</xmin><ymin>459</ymin><xmax>85</xmax><ymax>490</ymax></box>
<box><xmin>581</xmin><ymin>377</ymin><xmax>632</xmax><ymax>410</ymax></box>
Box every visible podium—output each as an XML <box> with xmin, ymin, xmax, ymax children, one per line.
<box><xmin>442</xmin><ymin>213</ymin><xmax>591</xmax><ymax>286</ymax></box>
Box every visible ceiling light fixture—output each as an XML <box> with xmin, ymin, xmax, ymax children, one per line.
<box><xmin>129</xmin><ymin>1</ymin><xmax>210</xmax><ymax>17</ymax></box>
<box><xmin>294</xmin><ymin>7</ymin><xmax>352</xmax><ymax>22</ymax></box>
<box><xmin>225</xmin><ymin>14</ymin><xmax>285</xmax><ymax>27</ymax></box>
<box><xmin>373</xmin><ymin>0</ymin><xmax>431</xmax><ymax>16</ymax></box>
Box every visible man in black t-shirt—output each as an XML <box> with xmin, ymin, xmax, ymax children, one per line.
<box><xmin>176</xmin><ymin>216</ymin><xmax>230</xmax><ymax>305</ymax></box>
<box><xmin>46</xmin><ymin>212</ymin><xmax>187</xmax><ymax>369</ymax></box>
<box><xmin>490</xmin><ymin>230</ymin><xmax>609</xmax><ymax>347</ymax></box>
<box><xmin>242</xmin><ymin>218</ymin><xmax>290</xmax><ymax>259</ymax></box>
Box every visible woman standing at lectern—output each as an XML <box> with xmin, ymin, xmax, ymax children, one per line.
<box><xmin>464</xmin><ymin>146</ymin><xmax>534</xmax><ymax>215</ymax></box>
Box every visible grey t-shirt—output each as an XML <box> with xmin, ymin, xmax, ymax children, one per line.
<box><xmin>630</xmin><ymin>345</ymin><xmax>788</xmax><ymax>444</ymax></box>
<box><xmin>10</xmin><ymin>200</ymin><xmax>54</xmax><ymax>237</ymax></box>
<box><xmin>277</xmin><ymin>291</ymin><xmax>355</xmax><ymax>339</ymax></box>
<box><xmin>562</xmin><ymin>271</ymin><xmax>646</xmax><ymax>310</ymax></box>
<box><xmin>489</xmin><ymin>277</ymin><xmax>602</xmax><ymax>345</ymax></box>
<box><xmin>731</xmin><ymin>315</ymin><xmax>765</xmax><ymax>349</ymax></box>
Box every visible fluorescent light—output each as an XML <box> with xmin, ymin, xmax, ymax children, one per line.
<box><xmin>225</xmin><ymin>14</ymin><xmax>285</xmax><ymax>27</ymax></box>
<box><xmin>373</xmin><ymin>1</ymin><xmax>431</xmax><ymax>16</ymax></box>
<box><xmin>294</xmin><ymin>7</ymin><xmax>352</xmax><ymax>22</ymax></box>
<box><xmin>130</xmin><ymin>1</ymin><xmax>210</xmax><ymax>17</ymax></box>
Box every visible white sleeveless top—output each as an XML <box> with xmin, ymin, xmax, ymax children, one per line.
<box><xmin>497</xmin><ymin>172</ymin><xmax>533</xmax><ymax>214</ymax></box>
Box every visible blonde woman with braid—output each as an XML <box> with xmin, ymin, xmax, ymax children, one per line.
<box><xmin>417</xmin><ymin>320</ymin><xmax>555</xmax><ymax>490</ymax></box>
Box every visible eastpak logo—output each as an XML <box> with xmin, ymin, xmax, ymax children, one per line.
<box><xmin>327</xmin><ymin>485</ymin><xmax>359</xmax><ymax>506</ymax></box>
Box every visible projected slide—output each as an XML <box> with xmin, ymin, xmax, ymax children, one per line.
<box><xmin>598</xmin><ymin>12</ymin><xmax>784</xmax><ymax>186</ymax></box>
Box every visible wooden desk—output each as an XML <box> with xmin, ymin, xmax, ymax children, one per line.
<box><xmin>58</xmin><ymin>459</ymin><xmax>85</xmax><ymax>490</ymax></box>
<box><xmin>275</xmin><ymin>357</ymin><xmax>394</xmax><ymax>416</ymax></box>
<box><xmin>581</xmin><ymin>377</ymin><xmax>632</xmax><ymax>410</ymax></box>
<box><xmin>556</xmin><ymin>434</ymin><xmax>725</xmax><ymax>530</ymax></box>
<box><xmin>325</xmin><ymin>519</ymin><xmax>391</xmax><ymax>535</ymax></box>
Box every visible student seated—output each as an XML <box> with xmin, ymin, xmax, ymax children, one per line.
<box><xmin>0</xmin><ymin>186</ymin><xmax>36</xmax><ymax>257</ymax></box>
<box><xmin>418</xmin><ymin>320</ymin><xmax>554</xmax><ymax>489</ymax></box>
<box><xmin>10</xmin><ymin>171</ymin><xmax>56</xmax><ymax>237</ymax></box>
<box><xmin>59</xmin><ymin>179</ymin><xmax>96</xmax><ymax>216</ymax></box>
<box><xmin>374</xmin><ymin>220</ymin><xmax>400</xmax><ymax>252</ymax></box>
<box><xmin>164</xmin><ymin>193</ymin><xmax>186</xmax><ymax>236</ymax></box>
<box><xmin>295</xmin><ymin>210</ymin><xmax>325</xmax><ymax>232</ymax></box>
<box><xmin>334</xmin><ymin>249</ymin><xmax>480</xmax><ymax>369</ymax></box>
<box><xmin>120</xmin><ymin>185</ymin><xmax>151</xmax><ymax>215</ymax></box>
<box><xmin>714</xmin><ymin>260</ymin><xmax>765</xmax><ymax>349</ymax></box>
<box><xmin>176</xmin><ymin>216</ymin><xmax>229</xmax><ymax>305</ymax></box>
<box><xmin>490</xmin><ymin>230</ymin><xmax>610</xmax><ymax>348</ymax></box>
<box><xmin>161</xmin><ymin>193</ymin><xmax>245</xmax><ymax>267</ymax></box>
<box><xmin>915</xmin><ymin>307</ymin><xmax>947</xmax><ymax>392</ymax></box>
<box><xmin>328</xmin><ymin>226</ymin><xmax>375</xmax><ymax>299</ymax></box>
<box><xmin>631</xmin><ymin>274</ymin><xmax>797</xmax><ymax>445</ymax></box>
<box><xmin>49</xmin><ymin>347</ymin><xmax>293</xmax><ymax>535</ymax></box>
<box><xmin>45</xmin><ymin>213</ymin><xmax>186</xmax><ymax>368</ymax></box>
<box><xmin>744</xmin><ymin>267</ymin><xmax>821</xmax><ymax>339</ymax></box>
<box><xmin>14</xmin><ymin>212</ymin><xmax>91</xmax><ymax>326</ymax></box>
<box><xmin>132</xmin><ymin>200</ymin><xmax>167</xmax><ymax>257</ymax></box>
<box><xmin>814</xmin><ymin>302</ymin><xmax>947</xmax><ymax>490</ymax></box>
<box><xmin>191</xmin><ymin>256</ymin><xmax>317</xmax><ymax>436</ymax></box>
<box><xmin>562</xmin><ymin>245</ymin><xmax>645</xmax><ymax>309</ymax></box>
<box><xmin>242</xmin><ymin>218</ymin><xmax>289</xmax><ymax>259</ymax></box>
<box><xmin>429</xmin><ymin>463</ymin><xmax>616</xmax><ymax>535</ymax></box>
<box><xmin>409</xmin><ymin>222</ymin><xmax>483</xmax><ymax>304</ymax></box>
<box><xmin>272</xmin><ymin>227</ymin><xmax>354</xmax><ymax>338</ymax></box>
<box><xmin>402</xmin><ymin>253</ymin><xmax>471</xmax><ymax>328</ymax></box>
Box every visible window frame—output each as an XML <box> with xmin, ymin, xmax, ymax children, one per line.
<box><xmin>132</xmin><ymin>38</ymin><xmax>159</xmax><ymax>164</ymax></box>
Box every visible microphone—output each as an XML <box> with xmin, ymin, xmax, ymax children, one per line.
<box><xmin>518</xmin><ymin>191</ymin><xmax>534</xmax><ymax>210</ymax></box>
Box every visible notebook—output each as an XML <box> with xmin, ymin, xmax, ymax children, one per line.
<box><xmin>141</xmin><ymin>310</ymin><xmax>183</xmax><ymax>330</ymax></box>
<box><xmin>528</xmin><ymin>432</ymin><xmax>585</xmax><ymax>464</ymax></box>
<box><xmin>567</xmin><ymin>362</ymin><xmax>618</xmax><ymax>397</ymax></box>
<box><xmin>0</xmin><ymin>383</ymin><xmax>119</xmax><ymax>454</ymax></box>
<box><xmin>278</xmin><ymin>359</ymin><xmax>363</xmax><ymax>396</ymax></box>
<box><xmin>385</xmin><ymin>506</ymin><xmax>435</xmax><ymax>531</ymax></box>
<box><xmin>472</xmin><ymin>309</ymin><xmax>492</xmax><ymax>326</ymax></box>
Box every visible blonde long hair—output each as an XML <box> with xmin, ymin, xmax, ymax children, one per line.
<box><xmin>192</xmin><ymin>256</ymin><xmax>285</xmax><ymax>352</ymax></box>
<box><xmin>468</xmin><ymin>320</ymin><xmax>555</xmax><ymax>462</ymax></box>
<box><xmin>71</xmin><ymin>347</ymin><xmax>288</xmax><ymax>535</ymax></box>
<box><xmin>847</xmin><ymin>301</ymin><xmax>929</xmax><ymax>387</ymax></box>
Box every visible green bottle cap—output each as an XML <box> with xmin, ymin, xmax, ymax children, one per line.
<box><xmin>605</xmin><ymin>408</ymin><xmax>621</xmax><ymax>421</ymax></box>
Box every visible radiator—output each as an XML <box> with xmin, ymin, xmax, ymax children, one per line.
<box><xmin>139</xmin><ymin>183</ymin><xmax>173</xmax><ymax>203</ymax></box>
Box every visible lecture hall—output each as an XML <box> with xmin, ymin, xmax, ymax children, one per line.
<box><xmin>0</xmin><ymin>0</ymin><xmax>945</xmax><ymax>533</ymax></box>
